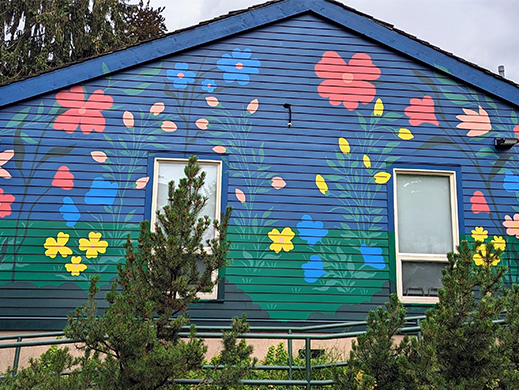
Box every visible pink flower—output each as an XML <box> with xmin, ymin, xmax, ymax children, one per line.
<box><xmin>503</xmin><ymin>214</ymin><xmax>519</xmax><ymax>238</ymax></box>
<box><xmin>456</xmin><ymin>106</ymin><xmax>491</xmax><ymax>137</ymax></box>
<box><xmin>0</xmin><ymin>149</ymin><xmax>14</xmax><ymax>179</ymax></box>
<box><xmin>470</xmin><ymin>191</ymin><xmax>490</xmax><ymax>214</ymax></box>
<box><xmin>404</xmin><ymin>96</ymin><xmax>439</xmax><ymax>126</ymax></box>
<box><xmin>53</xmin><ymin>86</ymin><xmax>113</xmax><ymax>134</ymax></box>
<box><xmin>315</xmin><ymin>51</ymin><xmax>380</xmax><ymax>111</ymax></box>
<box><xmin>0</xmin><ymin>188</ymin><xmax>15</xmax><ymax>218</ymax></box>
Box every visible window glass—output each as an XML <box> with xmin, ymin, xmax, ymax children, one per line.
<box><xmin>402</xmin><ymin>261</ymin><xmax>445</xmax><ymax>297</ymax></box>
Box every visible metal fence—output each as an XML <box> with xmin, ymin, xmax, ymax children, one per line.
<box><xmin>0</xmin><ymin>316</ymin><xmax>426</xmax><ymax>389</ymax></box>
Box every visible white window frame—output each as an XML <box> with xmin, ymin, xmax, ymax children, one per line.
<box><xmin>151</xmin><ymin>157</ymin><xmax>223</xmax><ymax>300</ymax></box>
<box><xmin>393</xmin><ymin>168</ymin><xmax>459</xmax><ymax>304</ymax></box>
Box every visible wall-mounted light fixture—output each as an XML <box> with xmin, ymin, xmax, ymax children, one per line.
<box><xmin>283</xmin><ymin>103</ymin><xmax>292</xmax><ymax>128</ymax></box>
<box><xmin>494</xmin><ymin>137</ymin><xmax>519</xmax><ymax>150</ymax></box>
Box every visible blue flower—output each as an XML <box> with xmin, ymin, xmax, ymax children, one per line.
<box><xmin>504</xmin><ymin>171</ymin><xmax>519</xmax><ymax>193</ymax></box>
<box><xmin>302</xmin><ymin>255</ymin><xmax>326</xmax><ymax>283</ymax></box>
<box><xmin>166</xmin><ymin>63</ymin><xmax>196</xmax><ymax>89</ymax></box>
<box><xmin>85</xmin><ymin>177</ymin><xmax>118</xmax><ymax>207</ymax></box>
<box><xmin>60</xmin><ymin>197</ymin><xmax>80</xmax><ymax>227</ymax></box>
<box><xmin>360</xmin><ymin>244</ymin><xmax>385</xmax><ymax>270</ymax></box>
<box><xmin>296</xmin><ymin>215</ymin><xmax>328</xmax><ymax>246</ymax></box>
<box><xmin>201</xmin><ymin>79</ymin><xmax>217</xmax><ymax>93</ymax></box>
<box><xmin>217</xmin><ymin>48</ymin><xmax>261</xmax><ymax>85</ymax></box>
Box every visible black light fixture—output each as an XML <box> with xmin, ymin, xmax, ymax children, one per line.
<box><xmin>283</xmin><ymin>103</ymin><xmax>292</xmax><ymax>128</ymax></box>
<box><xmin>494</xmin><ymin>137</ymin><xmax>519</xmax><ymax>150</ymax></box>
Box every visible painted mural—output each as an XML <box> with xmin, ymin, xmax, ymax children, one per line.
<box><xmin>1</xmin><ymin>14</ymin><xmax>519</xmax><ymax>325</ymax></box>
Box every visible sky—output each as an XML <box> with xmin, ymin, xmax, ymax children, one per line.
<box><xmin>139</xmin><ymin>0</ymin><xmax>519</xmax><ymax>84</ymax></box>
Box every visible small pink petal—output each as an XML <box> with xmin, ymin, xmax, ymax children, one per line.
<box><xmin>247</xmin><ymin>99</ymin><xmax>259</xmax><ymax>114</ymax></box>
<box><xmin>235</xmin><ymin>188</ymin><xmax>246</xmax><ymax>203</ymax></box>
<box><xmin>0</xmin><ymin>168</ymin><xmax>11</xmax><ymax>179</ymax></box>
<box><xmin>135</xmin><ymin>176</ymin><xmax>149</xmax><ymax>189</ymax></box>
<box><xmin>91</xmin><ymin>151</ymin><xmax>107</xmax><ymax>163</ymax></box>
<box><xmin>0</xmin><ymin>150</ymin><xmax>14</xmax><ymax>166</ymax></box>
<box><xmin>161</xmin><ymin>121</ymin><xmax>177</xmax><ymax>132</ymax></box>
<box><xmin>123</xmin><ymin>111</ymin><xmax>134</xmax><ymax>128</ymax></box>
<box><xmin>150</xmin><ymin>102</ymin><xmax>165</xmax><ymax>116</ymax></box>
<box><xmin>206</xmin><ymin>96</ymin><xmax>219</xmax><ymax>107</ymax></box>
<box><xmin>196</xmin><ymin>118</ymin><xmax>209</xmax><ymax>130</ymax></box>
<box><xmin>514</xmin><ymin>125</ymin><xmax>519</xmax><ymax>137</ymax></box>
<box><xmin>271</xmin><ymin>176</ymin><xmax>286</xmax><ymax>190</ymax></box>
<box><xmin>212</xmin><ymin>145</ymin><xmax>226</xmax><ymax>154</ymax></box>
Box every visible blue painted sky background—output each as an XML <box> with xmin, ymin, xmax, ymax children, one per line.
<box><xmin>134</xmin><ymin>0</ymin><xmax>519</xmax><ymax>84</ymax></box>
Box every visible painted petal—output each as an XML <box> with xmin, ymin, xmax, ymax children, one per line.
<box><xmin>91</xmin><ymin>151</ymin><xmax>107</xmax><ymax>163</ymax></box>
<box><xmin>271</xmin><ymin>176</ymin><xmax>286</xmax><ymax>190</ymax></box>
<box><xmin>470</xmin><ymin>190</ymin><xmax>490</xmax><ymax>214</ymax></box>
<box><xmin>235</xmin><ymin>188</ymin><xmax>246</xmax><ymax>203</ymax></box>
<box><xmin>52</xmin><ymin>166</ymin><xmax>74</xmax><ymax>190</ymax></box>
<box><xmin>123</xmin><ymin>111</ymin><xmax>134</xmax><ymax>128</ymax></box>
<box><xmin>196</xmin><ymin>118</ymin><xmax>209</xmax><ymax>130</ymax></box>
<box><xmin>212</xmin><ymin>145</ymin><xmax>227</xmax><ymax>154</ymax></box>
<box><xmin>339</xmin><ymin>138</ymin><xmax>350</xmax><ymax>154</ymax></box>
<box><xmin>84</xmin><ymin>89</ymin><xmax>113</xmax><ymax>111</ymax></box>
<box><xmin>135</xmin><ymin>177</ymin><xmax>149</xmax><ymax>189</ymax></box>
<box><xmin>150</xmin><ymin>102</ymin><xmax>165</xmax><ymax>116</ymax></box>
<box><xmin>0</xmin><ymin>150</ymin><xmax>14</xmax><ymax>166</ymax></box>
<box><xmin>161</xmin><ymin>121</ymin><xmax>177</xmax><ymax>132</ymax></box>
<box><xmin>373</xmin><ymin>98</ymin><xmax>384</xmax><ymax>116</ymax></box>
<box><xmin>79</xmin><ymin>110</ymin><xmax>105</xmax><ymax>134</ymax></box>
<box><xmin>374</xmin><ymin>172</ymin><xmax>391</xmax><ymax>184</ymax></box>
<box><xmin>0</xmin><ymin>168</ymin><xmax>11</xmax><ymax>179</ymax></box>
<box><xmin>363</xmin><ymin>155</ymin><xmax>371</xmax><ymax>168</ymax></box>
<box><xmin>206</xmin><ymin>96</ymin><xmax>219</xmax><ymax>107</ymax></box>
<box><xmin>398</xmin><ymin>128</ymin><xmax>414</xmax><ymax>140</ymax></box>
<box><xmin>315</xmin><ymin>174</ymin><xmax>328</xmax><ymax>195</ymax></box>
<box><xmin>247</xmin><ymin>99</ymin><xmax>259</xmax><ymax>114</ymax></box>
<box><xmin>56</xmin><ymin>85</ymin><xmax>85</xmax><ymax>109</ymax></box>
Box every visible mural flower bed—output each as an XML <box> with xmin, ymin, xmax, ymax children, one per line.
<box><xmin>53</xmin><ymin>85</ymin><xmax>113</xmax><ymax>134</ymax></box>
<box><xmin>314</xmin><ymin>51</ymin><xmax>381</xmax><ymax>110</ymax></box>
<box><xmin>217</xmin><ymin>48</ymin><xmax>261</xmax><ymax>85</ymax></box>
<box><xmin>0</xmin><ymin>188</ymin><xmax>15</xmax><ymax>218</ymax></box>
<box><xmin>166</xmin><ymin>63</ymin><xmax>196</xmax><ymax>89</ymax></box>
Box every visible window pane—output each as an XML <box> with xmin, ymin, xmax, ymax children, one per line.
<box><xmin>156</xmin><ymin>162</ymin><xmax>218</xmax><ymax>241</ymax></box>
<box><xmin>402</xmin><ymin>261</ymin><xmax>445</xmax><ymax>296</ymax></box>
<box><xmin>397</xmin><ymin>174</ymin><xmax>453</xmax><ymax>254</ymax></box>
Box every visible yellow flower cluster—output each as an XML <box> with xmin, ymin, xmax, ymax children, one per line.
<box><xmin>470</xmin><ymin>226</ymin><xmax>505</xmax><ymax>267</ymax></box>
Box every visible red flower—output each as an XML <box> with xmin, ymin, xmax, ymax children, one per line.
<box><xmin>315</xmin><ymin>51</ymin><xmax>380</xmax><ymax>111</ymax></box>
<box><xmin>404</xmin><ymin>96</ymin><xmax>439</xmax><ymax>126</ymax></box>
<box><xmin>53</xmin><ymin>86</ymin><xmax>113</xmax><ymax>134</ymax></box>
<box><xmin>0</xmin><ymin>188</ymin><xmax>15</xmax><ymax>218</ymax></box>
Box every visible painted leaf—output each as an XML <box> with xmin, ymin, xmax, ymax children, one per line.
<box><xmin>398</xmin><ymin>128</ymin><xmax>414</xmax><ymax>140</ymax></box>
<box><xmin>315</xmin><ymin>174</ymin><xmax>328</xmax><ymax>195</ymax></box>
<box><xmin>212</xmin><ymin>145</ymin><xmax>226</xmax><ymax>154</ymax></box>
<box><xmin>123</xmin><ymin>83</ymin><xmax>152</xmax><ymax>95</ymax></box>
<box><xmin>373</xmin><ymin>98</ymin><xmax>384</xmax><ymax>116</ymax></box>
<box><xmin>135</xmin><ymin>176</ymin><xmax>149</xmax><ymax>189</ymax></box>
<box><xmin>235</xmin><ymin>188</ymin><xmax>246</xmax><ymax>203</ymax></box>
<box><xmin>161</xmin><ymin>121</ymin><xmax>177</xmax><ymax>132</ymax></box>
<box><xmin>91</xmin><ymin>151</ymin><xmax>107</xmax><ymax>163</ymax></box>
<box><xmin>339</xmin><ymin>137</ymin><xmax>350</xmax><ymax>154</ymax></box>
<box><xmin>40</xmin><ymin>145</ymin><xmax>76</xmax><ymax>165</ymax></box>
<box><xmin>374</xmin><ymin>172</ymin><xmax>391</xmax><ymax>184</ymax></box>
<box><xmin>206</xmin><ymin>96</ymin><xmax>220</xmax><ymax>107</ymax></box>
<box><xmin>123</xmin><ymin>111</ymin><xmax>134</xmax><ymax>128</ymax></box>
<box><xmin>363</xmin><ymin>155</ymin><xmax>371</xmax><ymax>168</ymax></box>
<box><xmin>150</xmin><ymin>102</ymin><xmax>165</xmax><ymax>116</ymax></box>
<box><xmin>196</xmin><ymin>118</ymin><xmax>209</xmax><ymax>130</ymax></box>
<box><xmin>247</xmin><ymin>99</ymin><xmax>259</xmax><ymax>114</ymax></box>
<box><xmin>271</xmin><ymin>176</ymin><xmax>286</xmax><ymax>189</ymax></box>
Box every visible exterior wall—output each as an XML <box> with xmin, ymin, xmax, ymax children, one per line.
<box><xmin>1</xmin><ymin>13</ymin><xmax>519</xmax><ymax>329</ymax></box>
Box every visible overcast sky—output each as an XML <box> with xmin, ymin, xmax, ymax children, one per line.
<box><xmin>143</xmin><ymin>0</ymin><xmax>519</xmax><ymax>84</ymax></box>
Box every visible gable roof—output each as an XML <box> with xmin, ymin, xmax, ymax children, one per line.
<box><xmin>1</xmin><ymin>0</ymin><xmax>517</xmax><ymax>108</ymax></box>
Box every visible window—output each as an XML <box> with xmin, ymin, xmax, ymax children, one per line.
<box><xmin>393</xmin><ymin>169</ymin><xmax>459</xmax><ymax>303</ymax></box>
<box><xmin>151</xmin><ymin>158</ymin><xmax>223</xmax><ymax>299</ymax></box>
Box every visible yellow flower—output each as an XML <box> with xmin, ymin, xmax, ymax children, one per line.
<box><xmin>363</xmin><ymin>155</ymin><xmax>371</xmax><ymax>168</ymax></box>
<box><xmin>471</xmin><ymin>226</ymin><xmax>488</xmax><ymax>241</ymax></box>
<box><xmin>315</xmin><ymin>174</ymin><xmax>328</xmax><ymax>195</ymax></box>
<box><xmin>398</xmin><ymin>128</ymin><xmax>414</xmax><ymax>140</ymax></box>
<box><xmin>373</xmin><ymin>98</ymin><xmax>384</xmax><ymax>116</ymax></box>
<box><xmin>374</xmin><ymin>172</ymin><xmax>391</xmax><ymax>184</ymax></box>
<box><xmin>338</xmin><ymin>137</ymin><xmax>350</xmax><ymax>154</ymax></box>
<box><xmin>65</xmin><ymin>256</ymin><xmax>87</xmax><ymax>276</ymax></box>
<box><xmin>473</xmin><ymin>244</ymin><xmax>501</xmax><ymax>267</ymax></box>
<box><xmin>268</xmin><ymin>228</ymin><xmax>295</xmax><ymax>253</ymax></box>
<box><xmin>44</xmin><ymin>232</ymin><xmax>73</xmax><ymax>258</ymax></box>
<box><xmin>492</xmin><ymin>235</ymin><xmax>506</xmax><ymax>251</ymax></box>
<box><xmin>79</xmin><ymin>232</ymin><xmax>108</xmax><ymax>259</ymax></box>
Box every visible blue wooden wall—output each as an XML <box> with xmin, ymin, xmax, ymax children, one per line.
<box><xmin>1</xmin><ymin>13</ymin><xmax>518</xmax><ymax>329</ymax></box>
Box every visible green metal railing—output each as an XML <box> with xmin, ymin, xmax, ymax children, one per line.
<box><xmin>0</xmin><ymin>316</ymin><xmax>427</xmax><ymax>389</ymax></box>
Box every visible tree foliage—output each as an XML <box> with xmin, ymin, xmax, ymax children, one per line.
<box><xmin>0</xmin><ymin>0</ymin><xmax>166</xmax><ymax>84</ymax></box>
